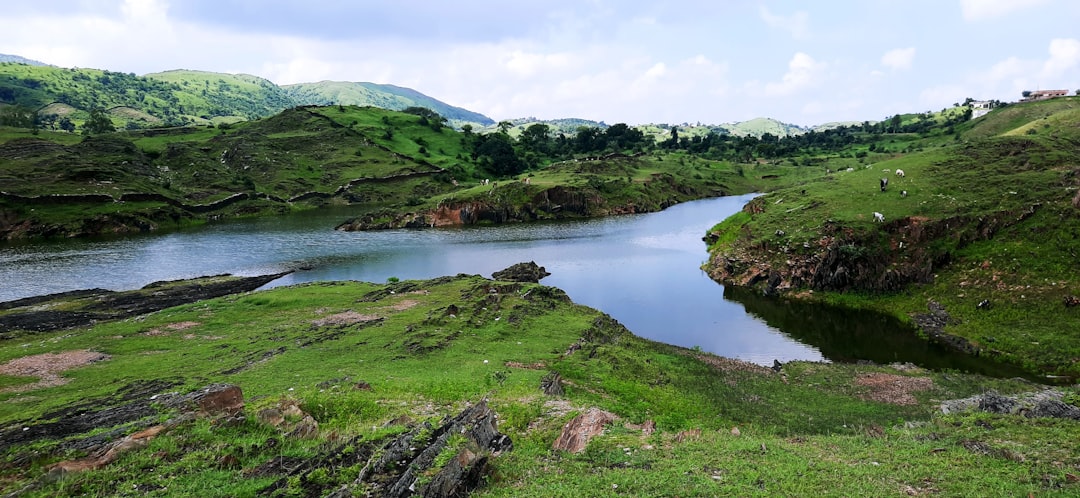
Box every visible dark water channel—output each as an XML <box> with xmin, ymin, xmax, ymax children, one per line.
<box><xmin>0</xmin><ymin>195</ymin><xmax>1025</xmax><ymax>376</ymax></box>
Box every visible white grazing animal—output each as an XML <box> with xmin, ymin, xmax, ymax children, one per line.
<box><xmin>873</xmin><ymin>212</ymin><xmax>885</xmax><ymax>223</ymax></box>
<box><xmin>895</xmin><ymin>169</ymin><xmax>905</xmax><ymax>177</ymax></box>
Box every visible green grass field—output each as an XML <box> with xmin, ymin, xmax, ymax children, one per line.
<box><xmin>1</xmin><ymin>275</ymin><xmax>1076</xmax><ymax>496</ymax></box>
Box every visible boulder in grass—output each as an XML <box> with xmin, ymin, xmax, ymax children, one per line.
<box><xmin>491</xmin><ymin>261</ymin><xmax>551</xmax><ymax>283</ymax></box>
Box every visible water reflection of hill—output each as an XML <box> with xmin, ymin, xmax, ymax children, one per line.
<box><xmin>723</xmin><ymin>286</ymin><xmax>1036</xmax><ymax>381</ymax></box>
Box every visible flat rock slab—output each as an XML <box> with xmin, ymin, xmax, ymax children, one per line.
<box><xmin>0</xmin><ymin>272</ymin><xmax>290</xmax><ymax>334</ymax></box>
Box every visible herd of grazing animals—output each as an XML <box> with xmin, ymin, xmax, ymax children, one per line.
<box><xmin>793</xmin><ymin>165</ymin><xmax>912</xmax><ymax>230</ymax></box>
<box><xmin>874</xmin><ymin>168</ymin><xmax>909</xmax><ymax>222</ymax></box>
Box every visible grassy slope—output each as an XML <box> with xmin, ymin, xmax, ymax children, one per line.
<box><xmin>0</xmin><ymin>275</ymin><xmax>1075</xmax><ymax>496</ymax></box>
<box><xmin>333</xmin><ymin>151</ymin><xmax>812</xmax><ymax>231</ymax></box>
<box><xmin>3</xmin><ymin>104</ymin><xmax>806</xmax><ymax>238</ymax></box>
<box><xmin>0</xmin><ymin>63</ymin><xmax>492</xmax><ymax>129</ymax></box>
<box><xmin>0</xmin><ymin>63</ymin><xmax>184</xmax><ymax>128</ymax></box>
<box><xmin>493</xmin><ymin>118</ymin><xmax>607</xmax><ymax>138</ymax></box>
<box><xmin>706</xmin><ymin>97</ymin><xmax>1080</xmax><ymax>377</ymax></box>
<box><xmin>724</xmin><ymin>117</ymin><xmax>808</xmax><ymax>137</ymax></box>
<box><xmin>0</xmin><ymin>106</ymin><xmax>463</xmax><ymax>237</ymax></box>
<box><xmin>142</xmin><ymin>70</ymin><xmax>296</xmax><ymax>122</ymax></box>
<box><xmin>284</xmin><ymin>81</ymin><xmax>494</xmax><ymax>126</ymax></box>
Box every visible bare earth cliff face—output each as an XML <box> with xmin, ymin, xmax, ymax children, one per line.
<box><xmin>337</xmin><ymin>177</ymin><xmax>720</xmax><ymax>231</ymax></box>
<box><xmin>335</xmin><ymin>186</ymin><xmax>602</xmax><ymax>230</ymax></box>
<box><xmin>705</xmin><ymin>196</ymin><xmax>1042</xmax><ymax>296</ymax></box>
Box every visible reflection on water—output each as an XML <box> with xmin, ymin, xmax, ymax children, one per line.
<box><xmin>723</xmin><ymin>286</ymin><xmax>1038</xmax><ymax>380</ymax></box>
<box><xmin>0</xmin><ymin>195</ymin><xmax>1031</xmax><ymax>377</ymax></box>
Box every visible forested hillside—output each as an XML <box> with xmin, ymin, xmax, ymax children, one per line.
<box><xmin>283</xmin><ymin>81</ymin><xmax>494</xmax><ymax>125</ymax></box>
<box><xmin>0</xmin><ymin>62</ymin><xmax>495</xmax><ymax>131</ymax></box>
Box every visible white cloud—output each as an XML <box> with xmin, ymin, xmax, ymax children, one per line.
<box><xmin>758</xmin><ymin>6</ymin><xmax>809</xmax><ymax>39</ymax></box>
<box><xmin>959</xmin><ymin>0</ymin><xmax>1051</xmax><ymax>21</ymax></box>
<box><xmin>1043</xmin><ymin>38</ymin><xmax>1080</xmax><ymax>78</ymax></box>
<box><xmin>881</xmin><ymin>48</ymin><xmax>916</xmax><ymax>71</ymax></box>
<box><xmin>918</xmin><ymin>84</ymin><xmax>969</xmax><ymax>110</ymax></box>
<box><xmin>643</xmin><ymin>62</ymin><xmax>667</xmax><ymax>80</ymax></box>
<box><xmin>974</xmin><ymin>38</ymin><xmax>1080</xmax><ymax>97</ymax></box>
<box><xmin>0</xmin><ymin>1</ymin><xmax>1073</xmax><ymax>126</ymax></box>
<box><xmin>763</xmin><ymin>52</ymin><xmax>825</xmax><ymax>97</ymax></box>
<box><xmin>503</xmin><ymin>49</ymin><xmax>577</xmax><ymax>78</ymax></box>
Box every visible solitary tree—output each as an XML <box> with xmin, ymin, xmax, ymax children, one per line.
<box><xmin>519</xmin><ymin>123</ymin><xmax>552</xmax><ymax>155</ymax></box>
<box><xmin>83</xmin><ymin>108</ymin><xmax>116</xmax><ymax>135</ymax></box>
<box><xmin>888</xmin><ymin>114</ymin><xmax>902</xmax><ymax>133</ymax></box>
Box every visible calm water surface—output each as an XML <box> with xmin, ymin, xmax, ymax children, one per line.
<box><xmin>0</xmin><ymin>195</ymin><xmax>1025</xmax><ymax>375</ymax></box>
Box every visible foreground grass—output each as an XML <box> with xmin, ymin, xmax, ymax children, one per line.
<box><xmin>1</xmin><ymin>274</ymin><xmax>1077</xmax><ymax>496</ymax></box>
<box><xmin>485</xmin><ymin>413</ymin><xmax>1080</xmax><ymax>497</ymax></box>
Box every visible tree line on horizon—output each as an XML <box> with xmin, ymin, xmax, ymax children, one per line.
<box><xmin>456</xmin><ymin>105</ymin><xmax>977</xmax><ymax>178</ymax></box>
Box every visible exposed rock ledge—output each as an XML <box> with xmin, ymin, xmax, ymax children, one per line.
<box><xmin>0</xmin><ymin>272</ymin><xmax>291</xmax><ymax>336</ymax></box>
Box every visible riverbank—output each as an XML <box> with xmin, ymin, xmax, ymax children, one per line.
<box><xmin>334</xmin><ymin>154</ymin><xmax>754</xmax><ymax>230</ymax></box>
<box><xmin>0</xmin><ymin>106</ymin><xmax>791</xmax><ymax>242</ymax></box>
<box><xmin>1</xmin><ymin>268</ymin><xmax>1077</xmax><ymax>496</ymax></box>
<box><xmin>703</xmin><ymin>99</ymin><xmax>1080</xmax><ymax>380</ymax></box>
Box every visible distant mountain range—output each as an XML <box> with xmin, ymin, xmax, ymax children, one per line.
<box><xmin>0</xmin><ymin>54</ymin><xmax>47</xmax><ymax>66</ymax></box>
<box><xmin>282</xmin><ymin>81</ymin><xmax>492</xmax><ymax>125</ymax></box>
<box><xmin>1</xmin><ymin>54</ymin><xmax>848</xmax><ymax>136</ymax></box>
<box><xmin>503</xmin><ymin>116</ymin><xmax>861</xmax><ymax>139</ymax></box>
<box><xmin>0</xmin><ymin>58</ymin><xmax>495</xmax><ymax>128</ymax></box>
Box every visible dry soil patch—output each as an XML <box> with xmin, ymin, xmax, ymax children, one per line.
<box><xmin>855</xmin><ymin>373</ymin><xmax>933</xmax><ymax>405</ymax></box>
<box><xmin>0</xmin><ymin>350</ymin><xmax>110</xmax><ymax>393</ymax></box>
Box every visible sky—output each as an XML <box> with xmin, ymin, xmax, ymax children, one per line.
<box><xmin>1</xmin><ymin>0</ymin><xmax>1079</xmax><ymax>127</ymax></box>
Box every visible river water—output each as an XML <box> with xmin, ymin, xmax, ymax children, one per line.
<box><xmin>0</xmin><ymin>195</ymin><xmax>1030</xmax><ymax>376</ymax></box>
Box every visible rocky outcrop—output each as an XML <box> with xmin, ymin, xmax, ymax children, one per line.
<box><xmin>941</xmin><ymin>390</ymin><xmax>1080</xmax><ymax>419</ymax></box>
<box><xmin>909</xmin><ymin>300</ymin><xmax>980</xmax><ymax>355</ymax></box>
<box><xmin>0</xmin><ymin>381</ymin><xmax>241</xmax><ymax>490</ymax></box>
<box><xmin>161</xmin><ymin>383</ymin><xmax>245</xmax><ymax>417</ymax></box>
<box><xmin>540</xmin><ymin>371</ymin><xmax>565</xmax><ymax>396</ymax></box>
<box><xmin>491</xmin><ymin>261</ymin><xmax>551</xmax><ymax>283</ymax></box>
<box><xmin>44</xmin><ymin>384</ymin><xmax>246</xmax><ymax>478</ymax></box>
<box><xmin>46</xmin><ymin>425</ymin><xmax>169</xmax><ymax>477</ymax></box>
<box><xmin>552</xmin><ymin>408</ymin><xmax>618</xmax><ymax>453</ymax></box>
<box><xmin>0</xmin><ymin>272</ymin><xmax>291</xmax><ymax>335</ymax></box>
<box><xmin>259</xmin><ymin>399</ymin><xmax>511</xmax><ymax>496</ymax></box>
<box><xmin>12</xmin><ymin>383</ymin><xmax>514</xmax><ymax>497</ymax></box>
<box><xmin>335</xmin><ymin>193</ymin><xmax>569</xmax><ymax>231</ymax></box>
<box><xmin>707</xmin><ymin>203</ymin><xmax>1044</xmax><ymax>295</ymax></box>
<box><xmin>336</xmin><ymin>174</ymin><xmax>724</xmax><ymax>231</ymax></box>
<box><xmin>0</xmin><ymin>379</ymin><xmax>179</xmax><ymax>454</ymax></box>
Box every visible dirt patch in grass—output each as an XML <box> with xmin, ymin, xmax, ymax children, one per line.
<box><xmin>855</xmin><ymin>373</ymin><xmax>933</xmax><ymax>405</ymax></box>
<box><xmin>692</xmin><ymin>353</ymin><xmax>774</xmax><ymax>376</ymax></box>
<box><xmin>143</xmin><ymin>321</ymin><xmax>202</xmax><ymax>336</ymax></box>
<box><xmin>0</xmin><ymin>350</ymin><xmax>110</xmax><ymax>393</ymax></box>
<box><xmin>388</xmin><ymin>299</ymin><xmax>421</xmax><ymax>311</ymax></box>
<box><xmin>311</xmin><ymin>311</ymin><xmax>380</xmax><ymax>327</ymax></box>
<box><xmin>181</xmin><ymin>333</ymin><xmax>223</xmax><ymax>340</ymax></box>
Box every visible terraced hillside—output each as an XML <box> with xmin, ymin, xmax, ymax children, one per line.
<box><xmin>0</xmin><ymin>106</ymin><xmax>456</xmax><ymax>238</ymax></box>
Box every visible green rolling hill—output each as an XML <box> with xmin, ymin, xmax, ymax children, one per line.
<box><xmin>283</xmin><ymin>81</ymin><xmax>493</xmax><ymax>126</ymax></box>
<box><xmin>0</xmin><ymin>54</ymin><xmax>46</xmax><ymax>66</ymax></box>
<box><xmin>0</xmin><ymin>62</ymin><xmax>495</xmax><ymax>130</ymax></box>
